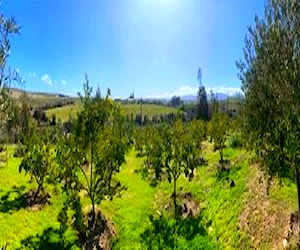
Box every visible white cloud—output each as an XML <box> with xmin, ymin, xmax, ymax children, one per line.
<box><xmin>41</xmin><ymin>74</ymin><xmax>52</xmax><ymax>86</ymax></box>
<box><xmin>28</xmin><ymin>72</ymin><xmax>36</xmax><ymax>78</ymax></box>
<box><xmin>61</xmin><ymin>80</ymin><xmax>67</xmax><ymax>85</ymax></box>
<box><xmin>149</xmin><ymin>85</ymin><xmax>242</xmax><ymax>99</ymax></box>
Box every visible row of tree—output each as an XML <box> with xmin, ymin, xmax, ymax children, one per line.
<box><xmin>133</xmin><ymin>112</ymin><xmax>231</xmax><ymax>219</ymax></box>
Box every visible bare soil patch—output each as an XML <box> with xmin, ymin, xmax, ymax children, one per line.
<box><xmin>83</xmin><ymin>206</ymin><xmax>116</xmax><ymax>250</ymax></box>
<box><xmin>26</xmin><ymin>188</ymin><xmax>51</xmax><ymax>211</ymax></box>
<box><xmin>163</xmin><ymin>191</ymin><xmax>200</xmax><ymax>218</ymax></box>
<box><xmin>239</xmin><ymin>164</ymin><xmax>298</xmax><ymax>249</ymax></box>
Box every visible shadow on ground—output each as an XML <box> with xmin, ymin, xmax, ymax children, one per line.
<box><xmin>140</xmin><ymin>214</ymin><xmax>215</xmax><ymax>249</ymax></box>
<box><xmin>0</xmin><ymin>185</ymin><xmax>28</xmax><ymax>213</ymax></box>
<box><xmin>17</xmin><ymin>227</ymin><xmax>79</xmax><ymax>250</ymax></box>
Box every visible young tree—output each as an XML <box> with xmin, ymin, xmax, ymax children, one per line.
<box><xmin>144</xmin><ymin>120</ymin><xmax>204</xmax><ymax>219</ymax></box>
<box><xmin>208</xmin><ymin>113</ymin><xmax>229</xmax><ymax>163</ymax></box>
<box><xmin>56</xmin><ymin>76</ymin><xmax>128</xmax><ymax>244</ymax></box>
<box><xmin>19</xmin><ymin>123</ymin><xmax>55</xmax><ymax>200</ymax></box>
<box><xmin>237</xmin><ymin>0</ymin><xmax>300</xmax><ymax>237</ymax></box>
<box><xmin>186</xmin><ymin>120</ymin><xmax>206</xmax><ymax>177</ymax></box>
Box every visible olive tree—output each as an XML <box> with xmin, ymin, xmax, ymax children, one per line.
<box><xmin>0</xmin><ymin>9</ymin><xmax>20</xmax><ymax>159</ymax></box>
<box><xmin>237</xmin><ymin>0</ymin><xmax>300</xmax><ymax>237</ymax></box>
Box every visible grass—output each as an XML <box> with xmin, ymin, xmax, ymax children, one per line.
<box><xmin>46</xmin><ymin>103</ymin><xmax>83</xmax><ymax>122</ymax></box>
<box><xmin>46</xmin><ymin>102</ymin><xmax>179</xmax><ymax>123</ymax></box>
<box><xmin>0</xmin><ymin>146</ymin><xmax>72</xmax><ymax>249</ymax></box>
<box><xmin>120</xmin><ymin>103</ymin><xmax>179</xmax><ymax>118</ymax></box>
<box><xmin>0</xmin><ymin>142</ymin><xmax>298</xmax><ymax>249</ymax></box>
<box><xmin>101</xmin><ymin>150</ymin><xmax>157</xmax><ymax>249</ymax></box>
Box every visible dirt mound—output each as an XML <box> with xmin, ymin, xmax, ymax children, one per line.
<box><xmin>180</xmin><ymin>192</ymin><xmax>200</xmax><ymax>218</ymax></box>
<box><xmin>281</xmin><ymin>212</ymin><xmax>299</xmax><ymax>249</ymax></box>
<box><xmin>26</xmin><ymin>189</ymin><xmax>51</xmax><ymax>211</ymax></box>
<box><xmin>83</xmin><ymin>206</ymin><xmax>116</xmax><ymax>250</ymax></box>
<box><xmin>163</xmin><ymin>191</ymin><xmax>200</xmax><ymax>218</ymax></box>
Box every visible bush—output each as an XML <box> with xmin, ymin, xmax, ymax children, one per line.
<box><xmin>14</xmin><ymin>143</ymin><xmax>24</xmax><ymax>157</ymax></box>
<box><xmin>229</xmin><ymin>134</ymin><xmax>243</xmax><ymax>148</ymax></box>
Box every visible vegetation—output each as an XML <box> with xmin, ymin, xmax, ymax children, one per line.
<box><xmin>196</xmin><ymin>67</ymin><xmax>209</xmax><ymax>121</ymax></box>
<box><xmin>237</xmin><ymin>0</ymin><xmax>300</xmax><ymax>241</ymax></box>
<box><xmin>19</xmin><ymin>123</ymin><xmax>55</xmax><ymax>200</ymax></box>
<box><xmin>207</xmin><ymin>113</ymin><xmax>230</xmax><ymax>163</ymax></box>
<box><xmin>2</xmin><ymin>0</ymin><xmax>300</xmax><ymax>248</ymax></box>
<box><xmin>56</xmin><ymin>76</ymin><xmax>130</xmax><ymax>248</ymax></box>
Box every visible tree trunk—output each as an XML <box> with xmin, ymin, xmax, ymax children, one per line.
<box><xmin>173</xmin><ymin>178</ymin><xmax>177</xmax><ymax>219</ymax></box>
<box><xmin>6</xmin><ymin>136</ymin><xmax>8</xmax><ymax>167</ymax></box>
<box><xmin>91</xmin><ymin>195</ymin><xmax>95</xmax><ymax>226</ymax></box>
<box><xmin>295</xmin><ymin>166</ymin><xmax>300</xmax><ymax>244</ymax></box>
<box><xmin>219</xmin><ymin>147</ymin><xmax>223</xmax><ymax>163</ymax></box>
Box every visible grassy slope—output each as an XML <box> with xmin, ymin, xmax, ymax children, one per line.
<box><xmin>46</xmin><ymin>103</ymin><xmax>179</xmax><ymax>123</ymax></box>
<box><xmin>46</xmin><ymin>103</ymin><xmax>83</xmax><ymax>122</ymax></box>
<box><xmin>0</xmin><ymin>143</ymin><xmax>298</xmax><ymax>249</ymax></box>
<box><xmin>120</xmin><ymin>103</ymin><xmax>179</xmax><ymax>118</ymax></box>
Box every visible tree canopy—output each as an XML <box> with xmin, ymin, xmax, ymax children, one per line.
<box><xmin>237</xmin><ymin>0</ymin><xmax>300</xmax><ymax>235</ymax></box>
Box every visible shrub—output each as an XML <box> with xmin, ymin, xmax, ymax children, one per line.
<box><xmin>229</xmin><ymin>134</ymin><xmax>243</xmax><ymax>148</ymax></box>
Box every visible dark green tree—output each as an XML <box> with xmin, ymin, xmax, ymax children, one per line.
<box><xmin>196</xmin><ymin>67</ymin><xmax>209</xmax><ymax>121</ymax></box>
<box><xmin>169</xmin><ymin>96</ymin><xmax>182</xmax><ymax>107</ymax></box>
<box><xmin>237</xmin><ymin>0</ymin><xmax>300</xmax><ymax>237</ymax></box>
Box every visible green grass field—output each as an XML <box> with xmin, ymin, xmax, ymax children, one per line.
<box><xmin>46</xmin><ymin>102</ymin><xmax>179</xmax><ymax>123</ymax></box>
<box><xmin>46</xmin><ymin>103</ymin><xmax>83</xmax><ymax>123</ymax></box>
<box><xmin>0</xmin><ymin>141</ymin><xmax>297</xmax><ymax>249</ymax></box>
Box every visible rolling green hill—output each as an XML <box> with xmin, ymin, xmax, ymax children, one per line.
<box><xmin>46</xmin><ymin>102</ymin><xmax>179</xmax><ymax>123</ymax></box>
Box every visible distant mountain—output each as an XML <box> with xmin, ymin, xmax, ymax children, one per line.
<box><xmin>180</xmin><ymin>92</ymin><xmax>229</xmax><ymax>103</ymax></box>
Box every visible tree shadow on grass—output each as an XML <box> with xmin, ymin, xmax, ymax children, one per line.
<box><xmin>0</xmin><ymin>185</ymin><xmax>28</xmax><ymax>213</ymax></box>
<box><xmin>17</xmin><ymin>227</ymin><xmax>79</xmax><ymax>250</ymax></box>
<box><xmin>140</xmin><ymin>214</ymin><xmax>215</xmax><ymax>249</ymax></box>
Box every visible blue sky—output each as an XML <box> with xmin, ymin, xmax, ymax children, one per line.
<box><xmin>2</xmin><ymin>0</ymin><xmax>265</xmax><ymax>98</ymax></box>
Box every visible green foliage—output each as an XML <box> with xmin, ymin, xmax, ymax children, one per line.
<box><xmin>237</xmin><ymin>0</ymin><xmax>300</xmax><ymax>178</ymax></box>
<box><xmin>169</xmin><ymin>96</ymin><xmax>182</xmax><ymax>107</ymax></box>
<box><xmin>143</xmin><ymin>120</ymin><xmax>205</xmax><ymax>218</ymax></box>
<box><xmin>0</xmin><ymin>11</ymin><xmax>20</xmax><ymax>140</ymax></box>
<box><xmin>133</xmin><ymin>126</ymin><xmax>146</xmax><ymax>156</ymax></box>
<box><xmin>56</xmin><ymin>76</ymin><xmax>129</xmax><ymax>245</ymax></box>
<box><xmin>19</xmin><ymin>123</ymin><xmax>55</xmax><ymax>196</ymax></box>
<box><xmin>140</xmin><ymin>215</ymin><xmax>215</xmax><ymax>249</ymax></box>
<box><xmin>237</xmin><ymin>0</ymin><xmax>300</xmax><ymax>242</ymax></box>
<box><xmin>197</xmin><ymin>86</ymin><xmax>209</xmax><ymax>121</ymax></box>
<box><xmin>229</xmin><ymin>133</ymin><xmax>243</xmax><ymax>149</ymax></box>
<box><xmin>207</xmin><ymin>113</ymin><xmax>230</xmax><ymax>162</ymax></box>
